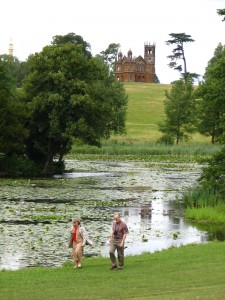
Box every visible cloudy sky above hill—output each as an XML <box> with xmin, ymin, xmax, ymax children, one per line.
<box><xmin>0</xmin><ymin>0</ymin><xmax>224</xmax><ymax>83</ymax></box>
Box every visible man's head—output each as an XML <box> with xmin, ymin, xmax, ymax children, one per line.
<box><xmin>114</xmin><ymin>213</ymin><xmax>121</xmax><ymax>223</ymax></box>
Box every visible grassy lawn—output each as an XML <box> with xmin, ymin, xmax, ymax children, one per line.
<box><xmin>112</xmin><ymin>82</ymin><xmax>169</xmax><ymax>142</ymax></box>
<box><xmin>1</xmin><ymin>241</ymin><xmax>225</xmax><ymax>300</ymax></box>
<box><xmin>70</xmin><ymin>82</ymin><xmax>219</xmax><ymax>157</ymax></box>
<box><xmin>108</xmin><ymin>82</ymin><xmax>210</xmax><ymax>144</ymax></box>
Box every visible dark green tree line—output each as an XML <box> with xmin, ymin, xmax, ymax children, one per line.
<box><xmin>0</xmin><ymin>33</ymin><xmax>127</xmax><ymax>176</ymax></box>
<box><xmin>196</xmin><ymin>43</ymin><xmax>225</xmax><ymax>144</ymax></box>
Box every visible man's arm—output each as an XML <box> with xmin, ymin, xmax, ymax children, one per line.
<box><xmin>120</xmin><ymin>233</ymin><xmax>127</xmax><ymax>247</ymax></box>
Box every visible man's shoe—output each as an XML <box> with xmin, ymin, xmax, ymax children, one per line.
<box><xmin>117</xmin><ymin>266</ymin><xmax>123</xmax><ymax>270</ymax></box>
<box><xmin>109</xmin><ymin>265</ymin><xmax>117</xmax><ymax>270</ymax></box>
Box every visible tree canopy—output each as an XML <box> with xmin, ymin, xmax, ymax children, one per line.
<box><xmin>97</xmin><ymin>43</ymin><xmax>120</xmax><ymax>72</ymax></box>
<box><xmin>23</xmin><ymin>42</ymin><xmax>127</xmax><ymax>174</ymax></box>
<box><xmin>158</xmin><ymin>79</ymin><xmax>196</xmax><ymax>144</ymax></box>
<box><xmin>0</xmin><ymin>60</ymin><xmax>28</xmax><ymax>157</ymax></box>
<box><xmin>0</xmin><ymin>54</ymin><xmax>28</xmax><ymax>87</ymax></box>
<box><xmin>195</xmin><ymin>43</ymin><xmax>225</xmax><ymax>144</ymax></box>
<box><xmin>51</xmin><ymin>32</ymin><xmax>92</xmax><ymax>59</ymax></box>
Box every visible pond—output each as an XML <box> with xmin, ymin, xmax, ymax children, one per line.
<box><xmin>0</xmin><ymin>159</ymin><xmax>219</xmax><ymax>270</ymax></box>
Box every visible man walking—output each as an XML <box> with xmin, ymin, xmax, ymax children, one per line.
<box><xmin>109</xmin><ymin>213</ymin><xmax>129</xmax><ymax>270</ymax></box>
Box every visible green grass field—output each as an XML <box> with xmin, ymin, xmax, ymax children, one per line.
<box><xmin>70</xmin><ymin>82</ymin><xmax>218</xmax><ymax>157</ymax></box>
<box><xmin>123</xmin><ymin>82</ymin><xmax>169</xmax><ymax>142</ymax></box>
<box><xmin>109</xmin><ymin>82</ymin><xmax>210</xmax><ymax>144</ymax></box>
<box><xmin>1</xmin><ymin>241</ymin><xmax>225</xmax><ymax>300</ymax></box>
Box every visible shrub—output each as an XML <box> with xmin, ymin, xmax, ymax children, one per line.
<box><xmin>0</xmin><ymin>154</ymin><xmax>40</xmax><ymax>177</ymax></box>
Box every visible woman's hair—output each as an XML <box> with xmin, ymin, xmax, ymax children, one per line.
<box><xmin>72</xmin><ymin>218</ymin><xmax>81</xmax><ymax>225</ymax></box>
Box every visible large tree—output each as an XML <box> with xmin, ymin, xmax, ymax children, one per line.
<box><xmin>0</xmin><ymin>60</ymin><xmax>28</xmax><ymax>157</ymax></box>
<box><xmin>195</xmin><ymin>43</ymin><xmax>225</xmax><ymax>144</ymax></box>
<box><xmin>23</xmin><ymin>42</ymin><xmax>127</xmax><ymax>174</ymax></box>
<box><xmin>165</xmin><ymin>33</ymin><xmax>197</xmax><ymax>80</ymax></box>
<box><xmin>158</xmin><ymin>79</ymin><xmax>196</xmax><ymax>144</ymax></box>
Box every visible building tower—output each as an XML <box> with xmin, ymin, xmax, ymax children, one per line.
<box><xmin>8</xmin><ymin>38</ymin><xmax>13</xmax><ymax>56</ymax></box>
<box><xmin>144</xmin><ymin>42</ymin><xmax>155</xmax><ymax>82</ymax></box>
<box><xmin>144</xmin><ymin>43</ymin><xmax>155</xmax><ymax>63</ymax></box>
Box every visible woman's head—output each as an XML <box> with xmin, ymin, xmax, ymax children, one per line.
<box><xmin>72</xmin><ymin>218</ymin><xmax>81</xmax><ymax>226</ymax></box>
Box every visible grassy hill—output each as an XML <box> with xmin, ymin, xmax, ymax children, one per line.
<box><xmin>71</xmin><ymin>82</ymin><xmax>219</xmax><ymax>156</ymax></box>
<box><xmin>124</xmin><ymin>82</ymin><xmax>169</xmax><ymax>142</ymax></box>
<box><xmin>109</xmin><ymin>82</ymin><xmax>210</xmax><ymax>144</ymax></box>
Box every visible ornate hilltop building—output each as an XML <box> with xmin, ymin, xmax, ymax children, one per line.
<box><xmin>115</xmin><ymin>42</ymin><xmax>156</xmax><ymax>83</ymax></box>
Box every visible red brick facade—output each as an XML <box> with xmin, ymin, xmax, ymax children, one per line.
<box><xmin>115</xmin><ymin>43</ymin><xmax>156</xmax><ymax>83</ymax></box>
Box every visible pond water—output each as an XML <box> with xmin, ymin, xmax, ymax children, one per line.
<box><xmin>0</xmin><ymin>159</ymin><xmax>219</xmax><ymax>270</ymax></box>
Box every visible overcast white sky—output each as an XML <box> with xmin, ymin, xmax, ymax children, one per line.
<box><xmin>0</xmin><ymin>0</ymin><xmax>224</xmax><ymax>83</ymax></box>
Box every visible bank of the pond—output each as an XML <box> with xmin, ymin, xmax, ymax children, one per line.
<box><xmin>1</xmin><ymin>241</ymin><xmax>225</xmax><ymax>300</ymax></box>
<box><xmin>66</xmin><ymin>153</ymin><xmax>208</xmax><ymax>164</ymax></box>
<box><xmin>185</xmin><ymin>204</ymin><xmax>225</xmax><ymax>224</ymax></box>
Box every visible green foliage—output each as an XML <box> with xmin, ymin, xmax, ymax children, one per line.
<box><xmin>217</xmin><ymin>8</ymin><xmax>225</xmax><ymax>21</ymax></box>
<box><xmin>183</xmin><ymin>186</ymin><xmax>220</xmax><ymax>209</ymax></box>
<box><xmin>0</xmin><ymin>154</ymin><xmax>40</xmax><ymax>177</ymax></box>
<box><xmin>156</xmin><ymin>133</ymin><xmax>174</xmax><ymax>145</ymax></box>
<box><xmin>23</xmin><ymin>40</ymin><xmax>127</xmax><ymax>175</ymax></box>
<box><xmin>158</xmin><ymin>79</ymin><xmax>197</xmax><ymax>144</ymax></box>
<box><xmin>51</xmin><ymin>32</ymin><xmax>92</xmax><ymax>59</ymax></box>
<box><xmin>199</xmin><ymin>147</ymin><xmax>225</xmax><ymax>197</ymax></box>
<box><xmin>165</xmin><ymin>32</ymin><xmax>195</xmax><ymax>75</ymax></box>
<box><xmin>185</xmin><ymin>204</ymin><xmax>225</xmax><ymax>223</ymax></box>
<box><xmin>195</xmin><ymin>43</ymin><xmax>225</xmax><ymax>144</ymax></box>
<box><xmin>183</xmin><ymin>147</ymin><xmax>225</xmax><ymax>212</ymax></box>
<box><xmin>69</xmin><ymin>133</ymin><xmax>220</xmax><ymax>159</ymax></box>
<box><xmin>0</xmin><ymin>54</ymin><xmax>28</xmax><ymax>87</ymax></box>
<box><xmin>0</xmin><ymin>60</ymin><xmax>28</xmax><ymax>157</ymax></box>
<box><xmin>97</xmin><ymin>43</ymin><xmax>120</xmax><ymax>72</ymax></box>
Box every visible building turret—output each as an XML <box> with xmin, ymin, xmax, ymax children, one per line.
<box><xmin>127</xmin><ymin>49</ymin><xmax>132</xmax><ymax>59</ymax></box>
<box><xmin>8</xmin><ymin>38</ymin><xmax>13</xmax><ymax>56</ymax></box>
<box><xmin>144</xmin><ymin>42</ymin><xmax>155</xmax><ymax>64</ymax></box>
<box><xmin>118</xmin><ymin>51</ymin><xmax>123</xmax><ymax>60</ymax></box>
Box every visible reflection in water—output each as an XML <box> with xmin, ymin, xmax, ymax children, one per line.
<box><xmin>0</xmin><ymin>160</ymin><xmax>223</xmax><ymax>270</ymax></box>
<box><xmin>191</xmin><ymin>222</ymin><xmax>225</xmax><ymax>241</ymax></box>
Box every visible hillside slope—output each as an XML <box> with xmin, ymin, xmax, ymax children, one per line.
<box><xmin>124</xmin><ymin>82</ymin><xmax>169</xmax><ymax>141</ymax></box>
<box><xmin>109</xmin><ymin>82</ymin><xmax>209</xmax><ymax>144</ymax></box>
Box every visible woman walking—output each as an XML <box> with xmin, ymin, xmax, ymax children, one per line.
<box><xmin>69</xmin><ymin>218</ymin><xmax>86</xmax><ymax>268</ymax></box>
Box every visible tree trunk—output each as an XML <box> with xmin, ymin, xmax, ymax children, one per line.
<box><xmin>181</xmin><ymin>43</ymin><xmax>187</xmax><ymax>75</ymax></box>
<box><xmin>42</xmin><ymin>155</ymin><xmax>53</xmax><ymax>175</ymax></box>
<box><xmin>42</xmin><ymin>139</ymin><xmax>54</xmax><ymax>175</ymax></box>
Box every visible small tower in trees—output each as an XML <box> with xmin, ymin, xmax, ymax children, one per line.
<box><xmin>8</xmin><ymin>38</ymin><xmax>13</xmax><ymax>56</ymax></box>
